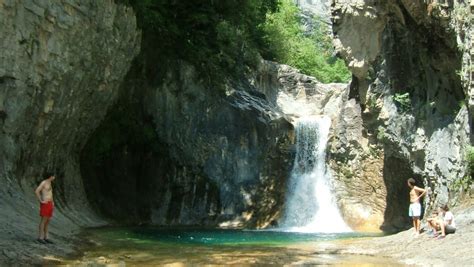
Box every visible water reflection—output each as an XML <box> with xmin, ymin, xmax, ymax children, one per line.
<box><xmin>54</xmin><ymin>227</ymin><xmax>402</xmax><ymax>266</ymax></box>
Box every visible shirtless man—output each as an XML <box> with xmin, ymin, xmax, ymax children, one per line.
<box><xmin>35</xmin><ymin>174</ymin><xmax>56</xmax><ymax>244</ymax></box>
<box><xmin>407</xmin><ymin>178</ymin><xmax>426</xmax><ymax>236</ymax></box>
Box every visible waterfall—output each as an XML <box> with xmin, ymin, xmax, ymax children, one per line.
<box><xmin>280</xmin><ymin>116</ymin><xmax>351</xmax><ymax>233</ymax></box>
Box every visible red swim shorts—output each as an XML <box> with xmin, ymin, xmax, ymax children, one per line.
<box><xmin>40</xmin><ymin>201</ymin><xmax>54</xmax><ymax>217</ymax></box>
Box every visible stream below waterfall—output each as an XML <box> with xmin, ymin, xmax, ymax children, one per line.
<box><xmin>57</xmin><ymin>227</ymin><xmax>404</xmax><ymax>266</ymax></box>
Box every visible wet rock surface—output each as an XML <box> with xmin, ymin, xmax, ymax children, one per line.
<box><xmin>0</xmin><ymin>0</ymin><xmax>140</xmax><ymax>263</ymax></box>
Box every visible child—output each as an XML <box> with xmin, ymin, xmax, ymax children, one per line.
<box><xmin>426</xmin><ymin>210</ymin><xmax>441</xmax><ymax>236</ymax></box>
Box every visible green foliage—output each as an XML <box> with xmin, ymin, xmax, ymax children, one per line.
<box><xmin>260</xmin><ymin>0</ymin><xmax>351</xmax><ymax>83</ymax></box>
<box><xmin>121</xmin><ymin>0</ymin><xmax>279</xmax><ymax>84</ymax></box>
<box><xmin>367</xmin><ymin>95</ymin><xmax>378</xmax><ymax>111</ymax></box>
<box><xmin>376</xmin><ymin>126</ymin><xmax>386</xmax><ymax>141</ymax></box>
<box><xmin>341</xmin><ymin>165</ymin><xmax>354</xmax><ymax>179</ymax></box>
<box><xmin>119</xmin><ymin>0</ymin><xmax>350</xmax><ymax>85</ymax></box>
<box><xmin>451</xmin><ymin>175</ymin><xmax>473</xmax><ymax>196</ymax></box>
<box><xmin>466</xmin><ymin>146</ymin><xmax>474</xmax><ymax>178</ymax></box>
<box><xmin>368</xmin><ymin>146</ymin><xmax>380</xmax><ymax>158</ymax></box>
<box><xmin>455</xmin><ymin>69</ymin><xmax>465</xmax><ymax>79</ymax></box>
<box><xmin>449</xmin><ymin>146</ymin><xmax>474</xmax><ymax>198</ymax></box>
<box><xmin>393</xmin><ymin>92</ymin><xmax>411</xmax><ymax>112</ymax></box>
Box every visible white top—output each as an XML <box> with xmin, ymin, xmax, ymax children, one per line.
<box><xmin>444</xmin><ymin>211</ymin><xmax>456</xmax><ymax>228</ymax></box>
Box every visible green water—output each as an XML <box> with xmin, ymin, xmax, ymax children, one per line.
<box><xmin>64</xmin><ymin>227</ymin><xmax>401</xmax><ymax>266</ymax></box>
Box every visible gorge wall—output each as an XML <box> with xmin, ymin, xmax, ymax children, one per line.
<box><xmin>0</xmin><ymin>0</ymin><xmax>295</xmax><ymax>237</ymax></box>
<box><xmin>254</xmin><ymin>0</ymin><xmax>473</xmax><ymax>232</ymax></box>
<box><xmin>0</xmin><ymin>0</ymin><xmax>140</xmax><ymax>247</ymax></box>
<box><xmin>253</xmin><ymin>60</ymin><xmax>387</xmax><ymax>232</ymax></box>
<box><xmin>329</xmin><ymin>0</ymin><xmax>473</xmax><ymax>231</ymax></box>
<box><xmin>80</xmin><ymin>59</ymin><xmax>294</xmax><ymax>228</ymax></box>
<box><xmin>1</xmin><ymin>2</ymin><xmax>473</xmax><ymax>257</ymax></box>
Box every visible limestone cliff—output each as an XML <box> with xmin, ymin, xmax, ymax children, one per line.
<box><xmin>330</xmin><ymin>0</ymin><xmax>473</xmax><ymax>231</ymax></box>
<box><xmin>1</xmin><ymin>4</ymin><xmax>472</xmax><ymax>260</ymax></box>
<box><xmin>0</xmin><ymin>0</ymin><xmax>140</xmax><ymax>259</ymax></box>
<box><xmin>80</xmin><ymin>59</ymin><xmax>294</xmax><ymax>228</ymax></box>
<box><xmin>253</xmin><ymin>60</ymin><xmax>386</xmax><ymax>232</ymax></box>
<box><xmin>1</xmin><ymin>0</ymin><xmax>295</xmax><ymax>236</ymax></box>
<box><xmin>0</xmin><ymin>3</ymin><xmax>296</xmax><ymax>264</ymax></box>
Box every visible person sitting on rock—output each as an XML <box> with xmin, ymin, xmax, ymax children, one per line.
<box><xmin>437</xmin><ymin>204</ymin><xmax>456</xmax><ymax>239</ymax></box>
<box><xmin>426</xmin><ymin>209</ymin><xmax>441</xmax><ymax>236</ymax></box>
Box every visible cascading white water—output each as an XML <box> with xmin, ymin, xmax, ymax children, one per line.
<box><xmin>280</xmin><ymin>116</ymin><xmax>351</xmax><ymax>233</ymax></box>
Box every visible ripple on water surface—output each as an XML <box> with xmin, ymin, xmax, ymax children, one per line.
<box><xmin>57</xmin><ymin>227</ymin><xmax>404</xmax><ymax>266</ymax></box>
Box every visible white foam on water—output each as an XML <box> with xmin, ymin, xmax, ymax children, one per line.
<box><xmin>279</xmin><ymin>116</ymin><xmax>351</xmax><ymax>233</ymax></box>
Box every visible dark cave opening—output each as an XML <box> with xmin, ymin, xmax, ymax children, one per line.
<box><xmin>381</xmin><ymin>155</ymin><xmax>423</xmax><ymax>232</ymax></box>
<box><xmin>79</xmin><ymin>97</ymin><xmax>169</xmax><ymax>224</ymax></box>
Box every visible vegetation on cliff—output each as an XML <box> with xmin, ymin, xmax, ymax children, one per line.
<box><xmin>121</xmin><ymin>0</ymin><xmax>278</xmax><ymax>82</ymax></box>
<box><xmin>120</xmin><ymin>0</ymin><xmax>350</xmax><ymax>84</ymax></box>
<box><xmin>261</xmin><ymin>0</ymin><xmax>351</xmax><ymax>83</ymax></box>
<box><xmin>468</xmin><ymin>146</ymin><xmax>474</xmax><ymax>179</ymax></box>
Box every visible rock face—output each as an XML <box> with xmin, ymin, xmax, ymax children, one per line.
<box><xmin>254</xmin><ymin>61</ymin><xmax>387</xmax><ymax>231</ymax></box>
<box><xmin>294</xmin><ymin>0</ymin><xmax>331</xmax><ymax>22</ymax></box>
<box><xmin>80</xmin><ymin>58</ymin><xmax>295</xmax><ymax>227</ymax></box>
<box><xmin>0</xmin><ymin>0</ymin><xmax>300</xmax><ymax>236</ymax></box>
<box><xmin>0</xmin><ymin>0</ymin><xmax>140</xmax><ymax>253</ymax></box>
<box><xmin>1</xmin><ymin>4</ymin><xmax>471</xmax><ymax>261</ymax></box>
<box><xmin>331</xmin><ymin>0</ymin><xmax>473</xmax><ymax>231</ymax></box>
<box><xmin>1</xmin><ymin>4</ymin><xmax>294</xmax><ymax>256</ymax></box>
<box><xmin>145</xmin><ymin>68</ymin><xmax>294</xmax><ymax>228</ymax></box>
<box><xmin>294</xmin><ymin>0</ymin><xmax>333</xmax><ymax>37</ymax></box>
<box><xmin>254</xmin><ymin>60</ymin><xmax>347</xmax><ymax>121</ymax></box>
